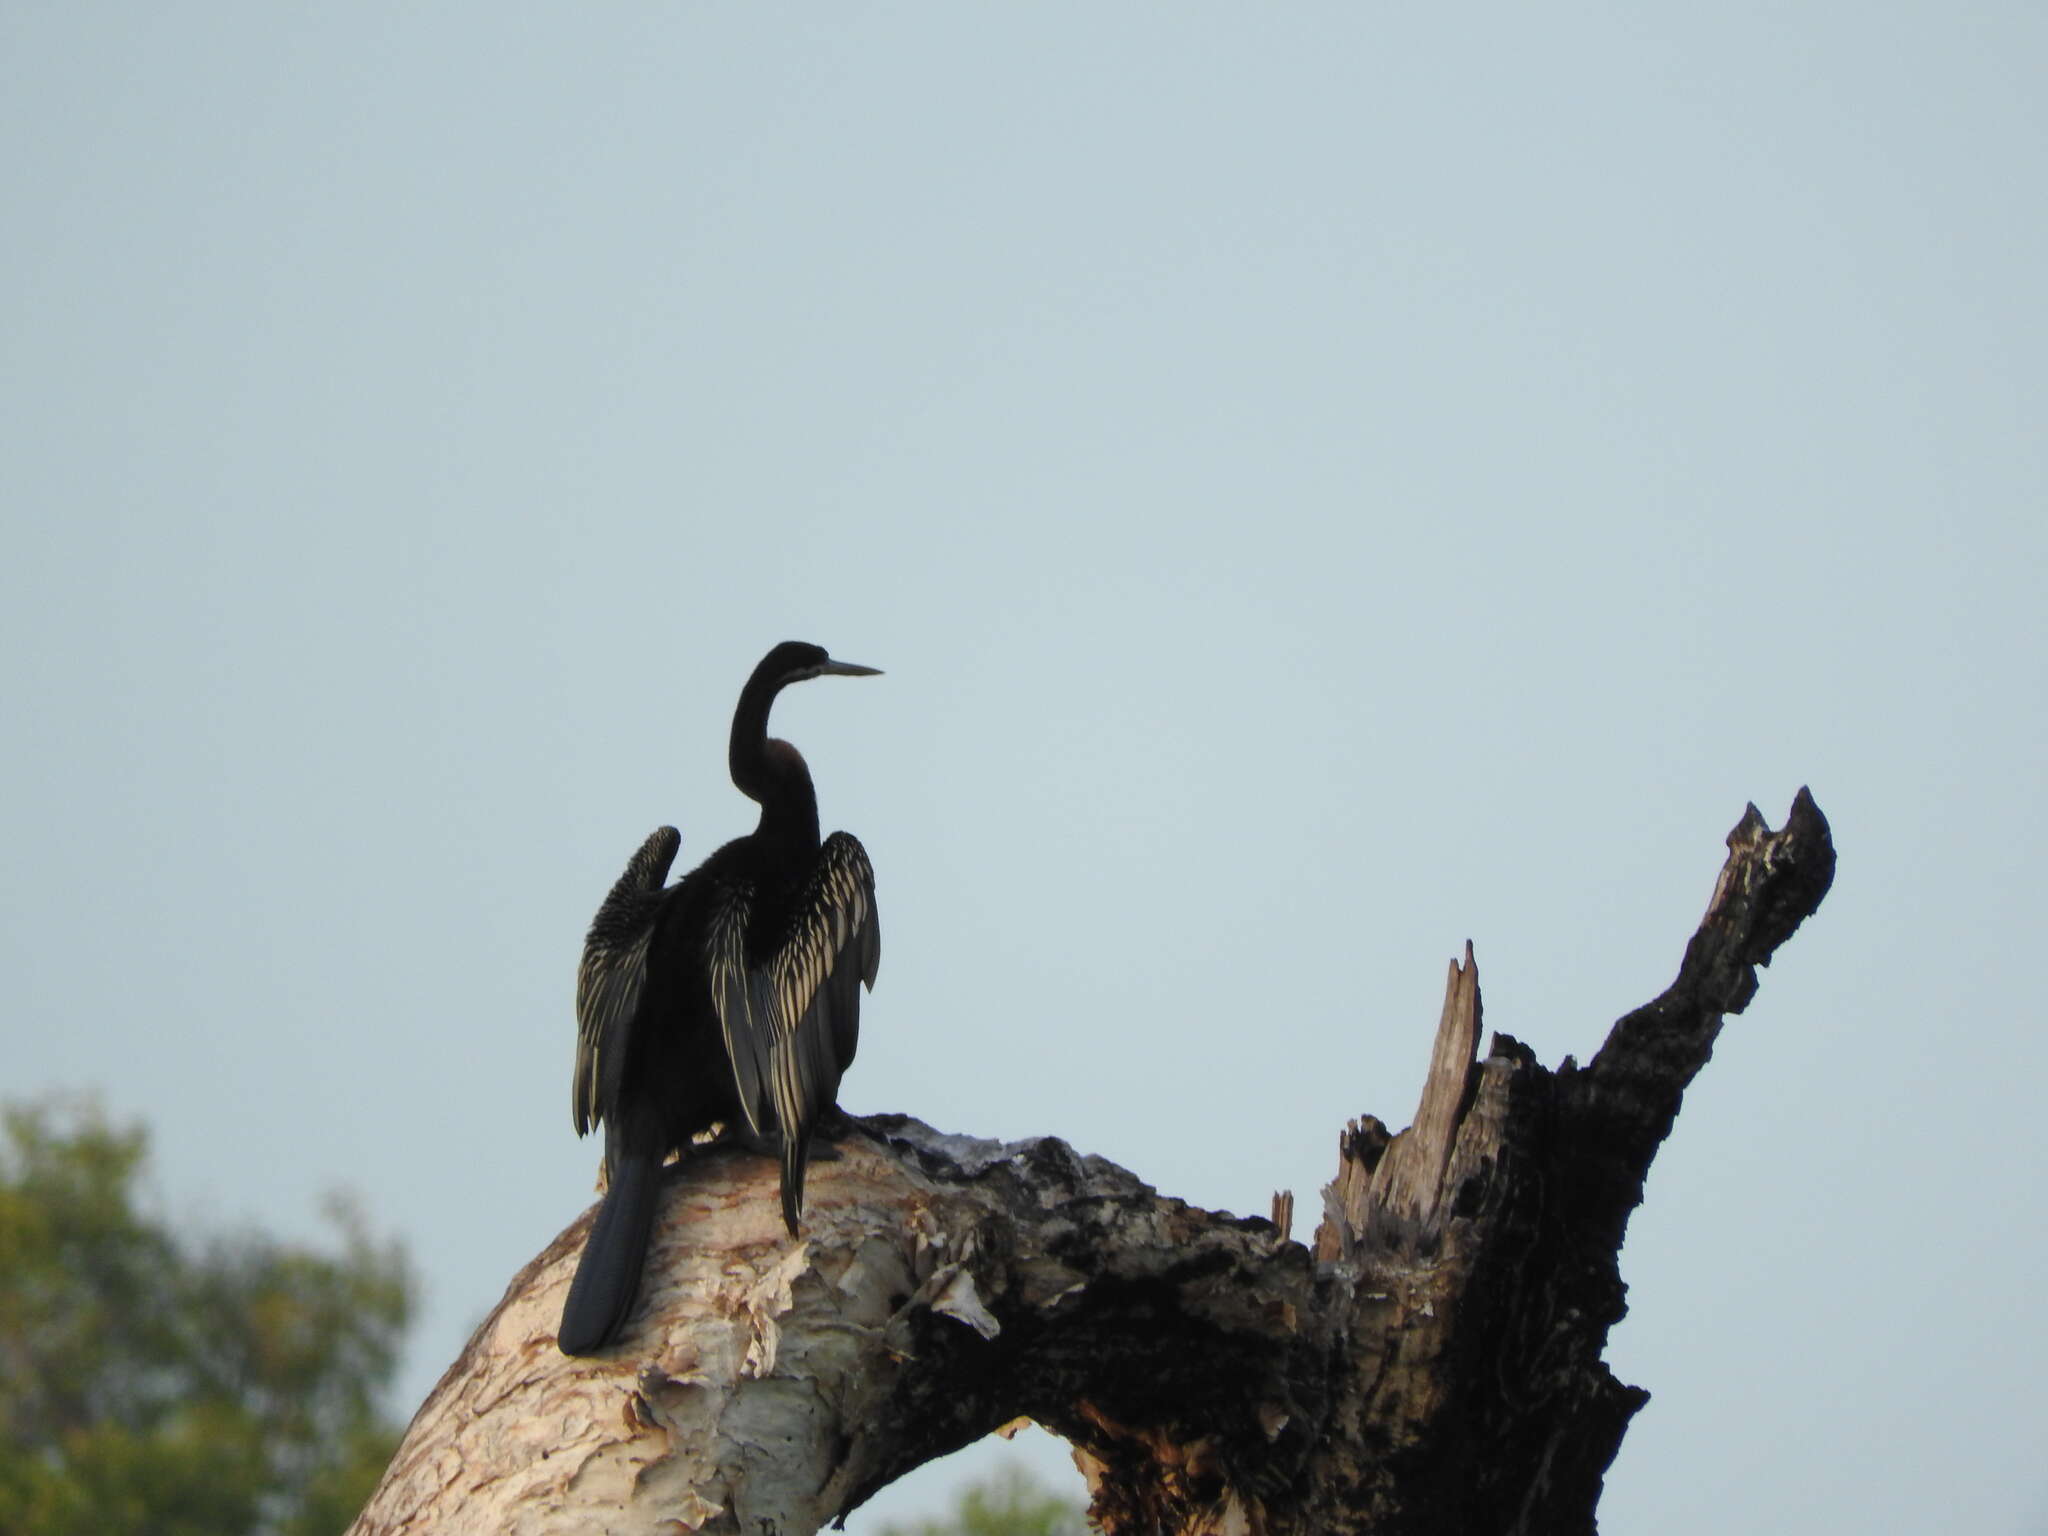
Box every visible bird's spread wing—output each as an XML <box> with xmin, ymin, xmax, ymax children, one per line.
<box><xmin>573</xmin><ymin>826</ymin><xmax>681</xmax><ymax>1138</ymax></box>
<box><xmin>705</xmin><ymin>832</ymin><xmax>879</xmax><ymax>1161</ymax></box>
<box><xmin>765</xmin><ymin>831</ymin><xmax>879</xmax><ymax>1150</ymax></box>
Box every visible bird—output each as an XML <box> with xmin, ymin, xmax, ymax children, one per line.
<box><xmin>556</xmin><ymin>641</ymin><xmax>882</xmax><ymax>1356</ymax></box>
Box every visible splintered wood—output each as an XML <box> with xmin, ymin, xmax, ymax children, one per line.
<box><xmin>1315</xmin><ymin>942</ymin><xmax>1484</xmax><ymax>1265</ymax></box>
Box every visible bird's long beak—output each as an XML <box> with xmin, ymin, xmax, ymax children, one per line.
<box><xmin>818</xmin><ymin>659</ymin><xmax>883</xmax><ymax>678</ymax></box>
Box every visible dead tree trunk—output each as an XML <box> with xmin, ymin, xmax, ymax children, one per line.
<box><xmin>349</xmin><ymin>790</ymin><xmax>1833</xmax><ymax>1536</ymax></box>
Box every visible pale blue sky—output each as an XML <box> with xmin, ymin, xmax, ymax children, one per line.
<box><xmin>4</xmin><ymin>5</ymin><xmax>2043</xmax><ymax>1531</ymax></box>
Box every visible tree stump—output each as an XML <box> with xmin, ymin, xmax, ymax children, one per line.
<box><xmin>349</xmin><ymin>790</ymin><xmax>1834</xmax><ymax>1536</ymax></box>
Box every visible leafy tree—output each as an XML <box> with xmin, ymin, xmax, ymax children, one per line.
<box><xmin>874</xmin><ymin>1462</ymin><xmax>1091</xmax><ymax>1536</ymax></box>
<box><xmin>0</xmin><ymin>1098</ymin><xmax>412</xmax><ymax>1536</ymax></box>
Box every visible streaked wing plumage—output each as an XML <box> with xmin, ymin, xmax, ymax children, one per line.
<box><xmin>705</xmin><ymin>831</ymin><xmax>880</xmax><ymax>1225</ymax></box>
<box><xmin>706</xmin><ymin>889</ymin><xmax>769</xmax><ymax>1138</ymax></box>
<box><xmin>573</xmin><ymin>826</ymin><xmax>681</xmax><ymax>1139</ymax></box>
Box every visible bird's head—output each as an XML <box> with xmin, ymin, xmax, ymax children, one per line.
<box><xmin>752</xmin><ymin>641</ymin><xmax>883</xmax><ymax>692</ymax></box>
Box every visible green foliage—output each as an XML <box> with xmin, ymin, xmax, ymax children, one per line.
<box><xmin>875</xmin><ymin>1462</ymin><xmax>1092</xmax><ymax>1536</ymax></box>
<box><xmin>0</xmin><ymin>1098</ymin><xmax>413</xmax><ymax>1536</ymax></box>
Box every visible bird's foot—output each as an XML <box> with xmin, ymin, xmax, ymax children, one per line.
<box><xmin>723</xmin><ymin>1127</ymin><xmax>781</xmax><ymax>1160</ymax></box>
<box><xmin>815</xmin><ymin>1105</ymin><xmax>868</xmax><ymax>1146</ymax></box>
<box><xmin>718</xmin><ymin>1124</ymin><xmax>841</xmax><ymax>1162</ymax></box>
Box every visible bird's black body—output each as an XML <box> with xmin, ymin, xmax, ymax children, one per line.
<box><xmin>557</xmin><ymin>642</ymin><xmax>881</xmax><ymax>1357</ymax></box>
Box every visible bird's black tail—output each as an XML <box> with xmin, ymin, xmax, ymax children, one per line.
<box><xmin>558</xmin><ymin>1151</ymin><xmax>660</xmax><ymax>1356</ymax></box>
<box><xmin>780</xmin><ymin>1126</ymin><xmax>811</xmax><ymax>1236</ymax></box>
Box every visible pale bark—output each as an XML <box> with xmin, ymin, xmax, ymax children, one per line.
<box><xmin>350</xmin><ymin>790</ymin><xmax>1834</xmax><ymax>1536</ymax></box>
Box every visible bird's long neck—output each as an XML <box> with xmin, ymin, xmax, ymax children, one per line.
<box><xmin>730</xmin><ymin>681</ymin><xmax>822</xmax><ymax>861</ymax></box>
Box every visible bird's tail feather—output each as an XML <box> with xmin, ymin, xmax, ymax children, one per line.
<box><xmin>780</xmin><ymin>1129</ymin><xmax>810</xmax><ymax>1236</ymax></box>
<box><xmin>558</xmin><ymin>1152</ymin><xmax>660</xmax><ymax>1356</ymax></box>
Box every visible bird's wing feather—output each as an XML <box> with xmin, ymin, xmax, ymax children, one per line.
<box><xmin>706</xmin><ymin>885</ymin><xmax>772</xmax><ymax>1138</ymax></box>
<box><xmin>703</xmin><ymin>833</ymin><xmax>878</xmax><ymax>1161</ymax></box>
<box><xmin>767</xmin><ymin>832</ymin><xmax>878</xmax><ymax>1229</ymax></box>
<box><xmin>573</xmin><ymin>826</ymin><xmax>681</xmax><ymax>1138</ymax></box>
<box><xmin>836</xmin><ymin>860</ymin><xmax>880</xmax><ymax>1069</ymax></box>
<box><xmin>762</xmin><ymin>832</ymin><xmax>878</xmax><ymax>1140</ymax></box>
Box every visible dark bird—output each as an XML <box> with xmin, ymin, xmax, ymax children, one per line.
<box><xmin>557</xmin><ymin>641</ymin><xmax>882</xmax><ymax>1356</ymax></box>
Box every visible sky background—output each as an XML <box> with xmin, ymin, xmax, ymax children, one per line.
<box><xmin>4</xmin><ymin>4</ymin><xmax>2044</xmax><ymax>1532</ymax></box>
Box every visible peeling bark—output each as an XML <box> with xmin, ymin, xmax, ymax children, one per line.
<box><xmin>349</xmin><ymin>791</ymin><xmax>1834</xmax><ymax>1536</ymax></box>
